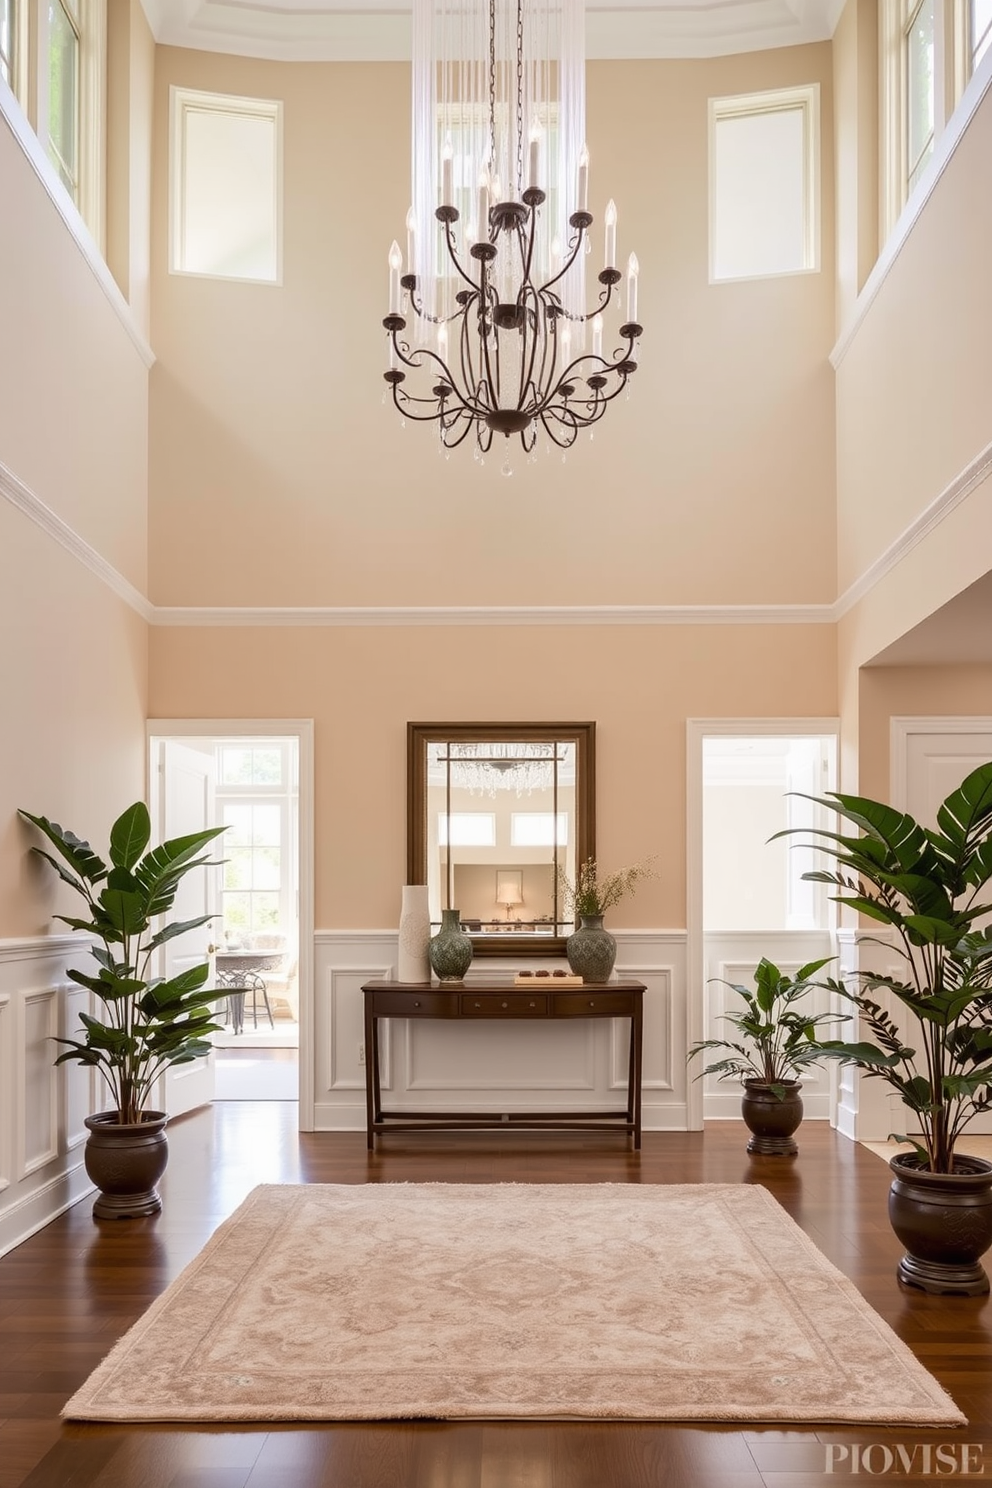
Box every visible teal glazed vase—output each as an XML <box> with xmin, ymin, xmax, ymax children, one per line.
<box><xmin>566</xmin><ymin>914</ymin><xmax>617</xmax><ymax>984</ymax></box>
<box><xmin>429</xmin><ymin>908</ymin><xmax>474</xmax><ymax>983</ymax></box>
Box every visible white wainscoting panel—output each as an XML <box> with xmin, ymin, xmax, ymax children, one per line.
<box><xmin>312</xmin><ymin>930</ymin><xmax>689</xmax><ymax>1132</ymax></box>
<box><xmin>700</xmin><ymin>931</ymin><xmax>837</xmax><ymax>1122</ymax></box>
<box><xmin>0</xmin><ymin>937</ymin><xmax>96</xmax><ymax>1257</ymax></box>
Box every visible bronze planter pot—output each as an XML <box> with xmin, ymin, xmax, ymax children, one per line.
<box><xmin>83</xmin><ymin>1111</ymin><xmax>169</xmax><ymax>1219</ymax></box>
<box><xmin>888</xmin><ymin>1152</ymin><xmax>992</xmax><ymax>1296</ymax></box>
<box><xmin>741</xmin><ymin>1079</ymin><xmax>803</xmax><ymax>1157</ymax></box>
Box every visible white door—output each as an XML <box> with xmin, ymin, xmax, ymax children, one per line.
<box><xmin>153</xmin><ymin>739</ymin><xmax>219</xmax><ymax>1117</ymax></box>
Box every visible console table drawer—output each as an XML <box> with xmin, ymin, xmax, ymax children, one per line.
<box><xmin>372</xmin><ymin>990</ymin><xmax>460</xmax><ymax>1017</ymax></box>
<box><xmin>553</xmin><ymin>992</ymin><xmax>635</xmax><ymax>1016</ymax></box>
<box><xmin>460</xmin><ymin>992</ymin><xmax>549</xmax><ymax>1016</ymax></box>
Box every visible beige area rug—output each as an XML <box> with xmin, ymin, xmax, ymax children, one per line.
<box><xmin>63</xmin><ymin>1182</ymin><xmax>965</xmax><ymax>1425</ymax></box>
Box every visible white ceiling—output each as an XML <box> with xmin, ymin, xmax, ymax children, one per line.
<box><xmin>140</xmin><ymin>0</ymin><xmax>844</xmax><ymax>63</ymax></box>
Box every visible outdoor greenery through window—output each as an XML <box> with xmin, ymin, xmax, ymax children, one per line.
<box><xmin>0</xmin><ymin>0</ymin><xmax>14</xmax><ymax>87</ymax></box>
<box><xmin>47</xmin><ymin>0</ymin><xmax>80</xmax><ymax>196</ymax></box>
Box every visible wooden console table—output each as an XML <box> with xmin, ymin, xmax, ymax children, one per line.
<box><xmin>361</xmin><ymin>976</ymin><xmax>645</xmax><ymax>1149</ymax></box>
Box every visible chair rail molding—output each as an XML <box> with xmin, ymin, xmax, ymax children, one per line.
<box><xmin>0</xmin><ymin>935</ymin><xmax>96</xmax><ymax>1258</ymax></box>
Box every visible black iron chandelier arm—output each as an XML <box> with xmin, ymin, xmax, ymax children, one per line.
<box><xmin>443</xmin><ymin>218</ymin><xmax>484</xmax><ymax>294</ymax></box>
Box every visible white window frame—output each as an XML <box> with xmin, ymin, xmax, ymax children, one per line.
<box><xmin>32</xmin><ymin>0</ymin><xmax>104</xmax><ymax>240</ymax></box>
<box><xmin>215</xmin><ymin>740</ymin><xmax>298</xmax><ymax>938</ymax></box>
<box><xmin>169</xmin><ymin>85</ymin><xmax>283</xmax><ymax>285</ymax></box>
<box><xmin>708</xmin><ymin>83</ymin><xmax>820</xmax><ymax>285</ymax></box>
<box><xmin>0</xmin><ymin>0</ymin><xmax>17</xmax><ymax>91</ymax></box>
<box><xmin>880</xmin><ymin>0</ymin><xmax>970</xmax><ymax>243</ymax></box>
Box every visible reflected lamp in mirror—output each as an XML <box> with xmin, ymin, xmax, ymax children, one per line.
<box><xmin>407</xmin><ymin>723</ymin><xmax>596</xmax><ymax>957</ymax></box>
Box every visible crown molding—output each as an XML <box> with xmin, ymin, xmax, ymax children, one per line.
<box><xmin>150</xmin><ymin>602</ymin><xmax>833</xmax><ymax>627</ymax></box>
<box><xmin>1</xmin><ymin>81</ymin><xmax>155</xmax><ymax>371</ymax></box>
<box><xmin>0</xmin><ymin>459</ymin><xmax>154</xmax><ymax>622</ymax></box>
<box><xmin>140</xmin><ymin>0</ymin><xmax>841</xmax><ymax>63</ymax></box>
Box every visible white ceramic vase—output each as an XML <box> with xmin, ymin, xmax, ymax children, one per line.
<box><xmin>397</xmin><ymin>884</ymin><xmax>432</xmax><ymax>983</ymax></box>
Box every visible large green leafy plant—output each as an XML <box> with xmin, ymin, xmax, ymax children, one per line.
<box><xmin>687</xmin><ymin>956</ymin><xmax>838</xmax><ymax>1098</ymax></box>
<box><xmin>776</xmin><ymin>761</ymin><xmax>992</xmax><ymax>1172</ymax></box>
<box><xmin>19</xmin><ymin>802</ymin><xmax>225</xmax><ymax>1124</ymax></box>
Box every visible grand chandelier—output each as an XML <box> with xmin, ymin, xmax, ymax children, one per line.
<box><xmin>382</xmin><ymin>0</ymin><xmax>643</xmax><ymax>465</ymax></box>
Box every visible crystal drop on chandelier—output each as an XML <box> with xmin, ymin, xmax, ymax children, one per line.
<box><xmin>381</xmin><ymin>0</ymin><xmax>643</xmax><ymax>457</ymax></box>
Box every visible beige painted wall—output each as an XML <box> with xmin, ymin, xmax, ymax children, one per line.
<box><xmin>834</xmin><ymin>86</ymin><xmax>992</xmax><ymax>610</ymax></box>
<box><xmin>147</xmin><ymin>43</ymin><xmax>836</xmax><ymax>609</ymax></box>
<box><xmin>858</xmin><ymin>663</ymin><xmax>992</xmax><ymax>803</ymax></box>
<box><xmin>0</xmin><ymin>507</ymin><xmax>148</xmax><ymax>935</ymax></box>
<box><xmin>148</xmin><ymin>621</ymin><xmax>837</xmax><ymax>930</ymax></box>
<box><xmin>0</xmin><ymin>115</ymin><xmax>150</xmax><ymax>587</ymax></box>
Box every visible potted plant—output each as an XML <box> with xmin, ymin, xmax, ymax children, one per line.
<box><xmin>19</xmin><ymin>802</ymin><xmax>225</xmax><ymax>1219</ymax></box>
<box><xmin>556</xmin><ymin>856</ymin><xmax>656</xmax><ymax>983</ymax></box>
<box><xmin>775</xmin><ymin>761</ymin><xmax>992</xmax><ymax>1294</ymax></box>
<box><xmin>687</xmin><ymin>956</ymin><xmax>837</xmax><ymax>1155</ymax></box>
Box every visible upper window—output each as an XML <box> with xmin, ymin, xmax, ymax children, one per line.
<box><xmin>905</xmin><ymin>0</ymin><xmax>935</xmax><ymax>194</ymax></box>
<box><xmin>0</xmin><ymin>0</ymin><xmax>14</xmax><ymax>87</ymax></box>
<box><xmin>973</xmin><ymin>0</ymin><xmax>992</xmax><ymax>68</ymax></box>
<box><xmin>170</xmin><ymin>87</ymin><xmax>282</xmax><ymax>283</ymax></box>
<box><xmin>708</xmin><ymin>85</ymin><xmax>819</xmax><ymax>283</ymax></box>
<box><xmin>47</xmin><ymin>0</ymin><xmax>80</xmax><ymax>196</ymax></box>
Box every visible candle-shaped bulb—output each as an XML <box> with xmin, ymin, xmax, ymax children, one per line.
<box><xmin>626</xmin><ymin>252</ymin><xmax>639</xmax><ymax>322</ymax></box>
<box><xmin>441</xmin><ymin>136</ymin><xmax>454</xmax><ymax>208</ymax></box>
<box><xmin>528</xmin><ymin>123</ymin><xmax>541</xmax><ymax>192</ymax></box>
<box><xmin>604</xmin><ymin>200</ymin><xmax>617</xmax><ymax>269</ymax></box>
<box><xmin>592</xmin><ymin>313</ymin><xmax>603</xmax><ymax>360</ymax></box>
<box><xmin>577</xmin><ymin>143</ymin><xmax>589</xmax><ymax>212</ymax></box>
<box><xmin>388</xmin><ymin>239</ymin><xmax>403</xmax><ymax>313</ymax></box>
<box><xmin>405</xmin><ymin>207</ymin><xmax>417</xmax><ymax>276</ymax></box>
<box><xmin>477</xmin><ymin>170</ymin><xmax>490</xmax><ymax>240</ymax></box>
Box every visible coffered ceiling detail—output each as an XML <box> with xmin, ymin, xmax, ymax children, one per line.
<box><xmin>140</xmin><ymin>0</ymin><xmax>844</xmax><ymax>62</ymax></box>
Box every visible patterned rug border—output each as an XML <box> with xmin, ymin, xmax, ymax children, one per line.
<box><xmin>63</xmin><ymin>1182</ymin><xmax>967</xmax><ymax>1426</ymax></box>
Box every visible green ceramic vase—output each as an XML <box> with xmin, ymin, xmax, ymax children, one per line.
<box><xmin>565</xmin><ymin>913</ymin><xmax>617</xmax><ymax>984</ymax></box>
<box><xmin>429</xmin><ymin>908</ymin><xmax>474</xmax><ymax>983</ymax></box>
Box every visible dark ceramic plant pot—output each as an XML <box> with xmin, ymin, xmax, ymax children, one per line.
<box><xmin>741</xmin><ymin>1079</ymin><xmax>803</xmax><ymax>1157</ymax></box>
<box><xmin>84</xmin><ymin>1111</ymin><xmax>169</xmax><ymax>1219</ymax></box>
<box><xmin>888</xmin><ymin>1152</ymin><xmax>992</xmax><ymax>1296</ymax></box>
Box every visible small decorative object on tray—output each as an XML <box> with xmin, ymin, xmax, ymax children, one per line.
<box><xmin>514</xmin><ymin>970</ymin><xmax>584</xmax><ymax>986</ymax></box>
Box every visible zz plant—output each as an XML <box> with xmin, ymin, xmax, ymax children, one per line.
<box><xmin>20</xmin><ymin>802</ymin><xmax>225</xmax><ymax>1124</ymax></box>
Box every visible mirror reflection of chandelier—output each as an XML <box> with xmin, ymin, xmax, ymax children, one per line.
<box><xmin>447</xmin><ymin>741</ymin><xmax>558</xmax><ymax>796</ymax></box>
<box><xmin>382</xmin><ymin>0</ymin><xmax>643</xmax><ymax>468</ymax></box>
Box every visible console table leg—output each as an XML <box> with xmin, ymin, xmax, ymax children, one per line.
<box><xmin>364</xmin><ymin>1003</ymin><xmax>377</xmax><ymax>1149</ymax></box>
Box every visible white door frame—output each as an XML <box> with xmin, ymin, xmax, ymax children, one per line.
<box><xmin>685</xmin><ymin>717</ymin><xmax>839</xmax><ymax>1130</ymax></box>
<box><xmin>147</xmin><ymin>718</ymin><xmax>316</xmax><ymax>1131</ymax></box>
<box><xmin>891</xmin><ymin>716</ymin><xmax>992</xmax><ymax>810</ymax></box>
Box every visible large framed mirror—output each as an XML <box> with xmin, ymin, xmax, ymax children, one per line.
<box><xmin>407</xmin><ymin>722</ymin><xmax>596</xmax><ymax>958</ymax></box>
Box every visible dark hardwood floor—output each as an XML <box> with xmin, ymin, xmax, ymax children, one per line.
<box><xmin>2</xmin><ymin>1104</ymin><xmax>990</xmax><ymax>1487</ymax></box>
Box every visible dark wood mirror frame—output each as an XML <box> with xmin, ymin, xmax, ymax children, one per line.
<box><xmin>407</xmin><ymin>721</ymin><xmax>596</xmax><ymax>958</ymax></box>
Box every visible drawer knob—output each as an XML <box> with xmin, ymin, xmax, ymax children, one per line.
<box><xmin>529</xmin><ymin>1001</ymin><xmax>536</xmax><ymax>1008</ymax></box>
<box><xmin>414</xmin><ymin>1000</ymin><xmax>421</xmax><ymax>1008</ymax></box>
<box><xmin>475</xmin><ymin>1002</ymin><xmax>482</xmax><ymax>1008</ymax></box>
<box><xmin>501</xmin><ymin>1001</ymin><xmax>508</xmax><ymax>1008</ymax></box>
<box><xmin>588</xmin><ymin>1000</ymin><xmax>596</xmax><ymax>1007</ymax></box>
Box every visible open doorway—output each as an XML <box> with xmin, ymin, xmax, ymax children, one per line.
<box><xmin>148</xmin><ymin>721</ymin><xmax>314</xmax><ymax>1125</ymax></box>
<box><xmin>686</xmin><ymin>719</ymin><xmax>838</xmax><ymax>1128</ymax></box>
